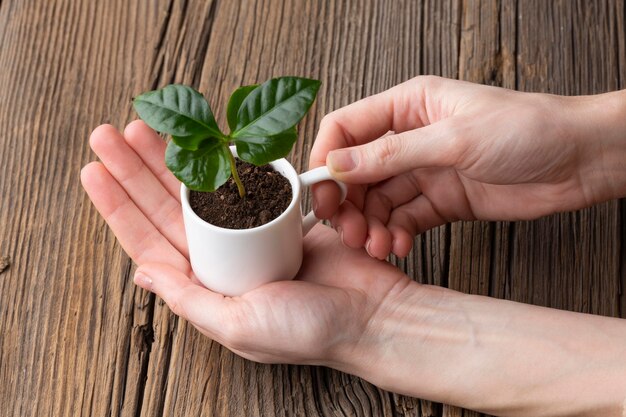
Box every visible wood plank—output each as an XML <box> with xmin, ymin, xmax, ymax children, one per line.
<box><xmin>407</xmin><ymin>1</ymin><xmax>462</xmax><ymax>416</ymax></box>
<box><xmin>0</xmin><ymin>1</ymin><xmax>197</xmax><ymax>416</ymax></box>
<box><xmin>443</xmin><ymin>2</ymin><xmax>517</xmax><ymax>415</ymax></box>
<box><xmin>452</xmin><ymin>0</ymin><xmax>517</xmax><ymax>304</ymax></box>
<box><xmin>150</xmin><ymin>0</ymin><xmax>405</xmax><ymax>415</ymax></box>
<box><xmin>0</xmin><ymin>1</ymin><xmax>624</xmax><ymax>417</ymax></box>
<box><xmin>514</xmin><ymin>0</ymin><xmax>622</xmax><ymax>317</ymax></box>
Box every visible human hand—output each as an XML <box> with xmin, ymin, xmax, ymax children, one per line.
<box><xmin>310</xmin><ymin>76</ymin><xmax>626</xmax><ymax>259</ymax></box>
<box><xmin>81</xmin><ymin>121</ymin><xmax>626</xmax><ymax>415</ymax></box>
<box><xmin>80</xmin><ymin>121</ymin><xmax>411</xmax><ymax>366</ymax></box>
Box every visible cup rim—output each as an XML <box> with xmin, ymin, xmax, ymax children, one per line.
<box><xmin>180</xmin><ymin>148</ymin><xmax>301</xmax><ymax>234</ymax></box>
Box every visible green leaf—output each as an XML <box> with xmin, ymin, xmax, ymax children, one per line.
<box><xmin>226</xmin><ymin>84</ymin><xmax>258</xmax><ymax>132</ymax></box>
<box><xmin>133</xmin><ymin>84</ymin><xmax>222</xmax><ymax>150</ymax></box>
<box><xmin>171</xmin><ymin>134</ymin><xmax>217</xmax><ymax>151</ymax></box>
<box><xmin>232</xmin><ymin>77</ymin><xmax>321</xmax><ymax>138</ymax></box>
<box><xmin>234</xmin><ymin>127</ymin><xmax>298</xmax><ymax>166</ymax></box>
<box><xmin>165</xmin><ymin>139</ymin><xmax>232</xmax><ymax>192</ymax></box>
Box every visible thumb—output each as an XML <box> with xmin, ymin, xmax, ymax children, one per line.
<box><xmin>326</xmin><ymin>120</ymin><xmax>461</xmax><ymax>184</ymax></box>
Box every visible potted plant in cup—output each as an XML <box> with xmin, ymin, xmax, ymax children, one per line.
<box><xmin>133</xmin><ymin>76</ymin><xmax>346</xmax><ymax>296</ymax></box>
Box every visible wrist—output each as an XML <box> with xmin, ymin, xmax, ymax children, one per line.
<box><xmin>331</xmin><ymin>283</ymin><xmax>482</xmax><ymax>403</ymax></box>
<box><xmin>332</xmin><ymin>281</ymin><xmax>626</xmax><ymax>416</ymax></box>
<box><xmin>566</xmin><ymin>90</ymin><xmax>626</xmax><ymax>203</ymax></box>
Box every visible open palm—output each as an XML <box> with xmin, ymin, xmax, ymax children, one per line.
<box><xmin>81</xmin><ymin>121</ymin><xmax>410</xmax><ymax>366</ymax></box>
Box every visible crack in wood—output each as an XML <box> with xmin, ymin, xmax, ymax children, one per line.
<box><xmin>191</xmin><ymin>0</ymin><xmax>218</xmax><ymax>88</ymax></box>
<box><xmin>155</xmin><ymin>316</ymin><xmax>177</xmax><ymax>417</ymax></box>
<box><xmin>149</xmin><ymin>0</ymin><xmax>176</xmax><ymax>90</ymax></box>
<box><xmin>132</xmin><ymin>307</ymin><xmax>156</xmax><ymax>417</ymax></box>
<box><xmin>0</xmin><ymin>255</ymin><xmax>10</xmax><ymax>273</ymax></box>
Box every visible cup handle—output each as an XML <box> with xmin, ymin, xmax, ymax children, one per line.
<box><xmin>299</xmin><ymin>166</ymin><xmax>347</xmax><ymax>236</ymax></box>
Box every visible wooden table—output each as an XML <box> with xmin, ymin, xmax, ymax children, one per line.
<box><xmin>1</xmin><ymin>1</ymin><xmax>624</xmax><ymax>416</ymax></box>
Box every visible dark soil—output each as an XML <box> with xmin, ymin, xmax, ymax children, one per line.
<box><xmin>189</xmin><ymin>159</ymin><xmax>292</xmax><ymax>229</ymax></box>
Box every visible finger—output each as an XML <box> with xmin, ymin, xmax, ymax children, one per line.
<box><xmin>331</xmin><ymin>200</ymin><xmax>368</xmax><ymax>249</ymax></box>
<box><xmin>389</xmin><ymin>227</ymin><xmax>414</xmax><ymax>258</ymax></box>
<box><xmin>89</xmin><ymin>124</ymin><xmax>188</xmax><ymax>258</ymax></box>
<box><xmin>313</xmin><ymin>180</ymin><xmax>367</xmax><ymax>221</ymax></box>
<box><xmin>81</xmin><ymin>162</ymin><xmax>191</xmax><ymax>274</ymax></box>
<box><xmin>387</xmin><ymin>194</ymin><xmax>448</xmax><ymax>239</ymax></box>
<box><xmin>327</xmin><ymin>118</ymin><xmax>464</xmax><ymax>184</ymax></box>
<box><xmin>123</xmin><ymin>120</ymin><xmax>181</xmax><ymax>200</ymax></box>
<box><xmin>365</xmin><ymin>217</ymin><xmax>392</xmax><ymax>260</ymax></box>
<box><xmin>309</xmin><ymin>77</ymin><xmax>436</xmax><ymax>215</ymax></box>
<box><xmin>309</xmin><ymin>77</ymin><xmax>436</xmax><ymax>170</ymax></box>
<box><xmin>315</xmin><ymin>179</ymin><xmax>367</xmax><ymax>223</ymax></box>
<box><xmin>134</xmin><ymin>263</ymin><xmax>233</xmax><ymax>343</ymax></box>
<box><xmin>311</xmin><ymin>181</ymin><xmax>342</xmax><ymax>220</ymax></box>
<box><xmin>363</xmin><ymin>172</ymin><xmax>422</xmax><ymax>224</ymax></box>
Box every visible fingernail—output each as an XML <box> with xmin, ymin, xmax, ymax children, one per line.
<box><xmin>365</xmin><ymin>237</ymin><xmax>374</xmax><ymax>258</ymax></box>
<box><xmin>134</xmin><ymin>272</ymin><xmax>153</xmax><ymax>291</ymax></box>
<box><xmin>328</xmin><ymin>150</ymin><xmax>357</xmax><ymax>173</ymax></box>
<box><xmin>312</xmin><ymin>198</ymin><xmax>319</xmax><ymax>214</ymax></box>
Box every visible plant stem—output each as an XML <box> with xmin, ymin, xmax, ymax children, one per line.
<box><xmin>227</xmin><ymin>150</ymin><xmax>246</xmax><ymax>198</ymax></box>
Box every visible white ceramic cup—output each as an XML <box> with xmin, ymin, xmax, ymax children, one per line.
<box><xmin>180</xmin><ymin>148</ymin><xmax>347</xmax><ymax>296</ymax></box>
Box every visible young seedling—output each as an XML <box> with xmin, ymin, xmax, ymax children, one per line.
<box><xmin>132</xmin><ymin>76</ymin><xmax>321</xmax><ymax>197</ymax></box>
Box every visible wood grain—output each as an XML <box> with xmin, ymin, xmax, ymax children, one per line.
<box><xmin>0</xmin><ymin>1</ymin><xmax>624</xmax><ymax>416</ymax></box>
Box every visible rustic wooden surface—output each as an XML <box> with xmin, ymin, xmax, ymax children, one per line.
<box><xmin>0</xmin><ymin>1</ymin><xmax>624</xmax><ymax>416</ymax></box>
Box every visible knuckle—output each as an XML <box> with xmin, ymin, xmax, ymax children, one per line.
<box><xmin>413</xmin><ymin>74</ymin><xmax>442</xmax><ymax>88</ymax></box>
<box><xmin>319</xmin><ymin>112</ymin><xmax>339</xmax><ymax>131</ymax></box>
<box><xmin>414</xmin><ymin>74</ymin><xmax>434</xmax><ymax>85</ymax></box>
<box><xmin>390</xmin><ymin>207</ymin><xmax>418</xmax><ymax>234</ymax></box>
<box><xmin>319</xmin><ymin>111</ymin><xmax>358</xmax><ymax>147</ymax></box>
<box><xmin>365</xmin><ymin>188</ymin><xmax>393</xmax><ymax>213</ymax></box>
<box><xmin>371</xmin><ymin>137</ymin><xmax>401</xmax><ymax>165</ymax></box>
